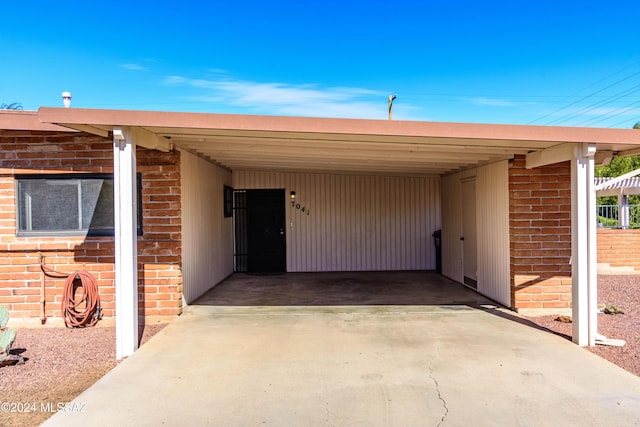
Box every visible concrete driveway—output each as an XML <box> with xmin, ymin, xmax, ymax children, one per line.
<box><xmin>44</xmin><ymin>273</ymin><xmax>640</xmax><ymax>426</ymax></box>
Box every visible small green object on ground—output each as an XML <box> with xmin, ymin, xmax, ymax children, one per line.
<box><xmin>0</xmin><ymin>305</ymin><xmax>23</xmax><ymax>367</ymax></box>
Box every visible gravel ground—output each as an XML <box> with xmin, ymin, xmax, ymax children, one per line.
<box><xmin>1</xmin><ymin>275</ymin><xmax>638</xmax><ymax>427</ymax></box>
<box><xmin>0</xmin><ymin>324</ymin><xmax>166</xmax><ymax>427</ymax></box>
<box><xmin>524</xmin><ymin>274</ymin><xmax>640</xmax><ymax>377</ymax></box>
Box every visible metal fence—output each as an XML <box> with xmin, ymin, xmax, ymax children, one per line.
<box><xmin>597</xmin><ymin>204</ymin><xmax>640</xmax><ymax>228</ymax></box>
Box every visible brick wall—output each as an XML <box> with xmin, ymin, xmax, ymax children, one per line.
<box><xmin>509</xmin><ymin>155</ymin><xmax>573</xmax><ymax>312</ymax></box>
<box><xmin>0</xmin><ymin>129</ymin><xmax>182</xmax><ymax>323</ymax></box>
<box><xmin>597</xmin><ymin>228</ymin><xmax>640</xmax><ymax>272</ymax></box>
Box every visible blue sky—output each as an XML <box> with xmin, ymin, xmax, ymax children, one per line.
<box><xmin>3</xmin><ymin>1</ymin><xmax>640</xmax><ymax>127</ymax></box>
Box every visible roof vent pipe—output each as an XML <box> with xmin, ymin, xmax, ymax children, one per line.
<box><xmin>61</xmin><ymin>92</ymin><xmax>72</xmax><ymax>108</ymax></box>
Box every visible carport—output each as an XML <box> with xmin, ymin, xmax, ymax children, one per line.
<box><xmin>38</xmin><ymin>107</ymin><xmax>640</xmax><ymax>358</ymax></box>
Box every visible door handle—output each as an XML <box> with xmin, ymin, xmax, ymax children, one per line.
<box><xmin>460</xmin><ymin>237</ymin><xmax>464</xmax><ymax>241</ymax></box>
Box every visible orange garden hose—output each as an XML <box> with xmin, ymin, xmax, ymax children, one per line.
<box><xmin>40</xmin><ymin>256</ymin><xmax>102</xmax><ymax>328</ymax></box>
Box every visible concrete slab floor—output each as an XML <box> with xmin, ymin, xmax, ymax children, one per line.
<box><xmin>192</xmin><ymin>271</ymin><xmax>495</xmax><ymax>307</ymax></box>
<box><xmin>43</xmin><ymin>272</ymin><xmax>640</xmax><ymax>426</ymax></box>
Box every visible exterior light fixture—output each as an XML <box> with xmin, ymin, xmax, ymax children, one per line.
<box><xmin>290</xmin><ymin>191</ymin><xmax>296</xmax><ymax>200</ymax></box>
<box><xmin>61</xmin><ymin>92</ymin><xmax>72</xmax><ymax>108</ymax></box>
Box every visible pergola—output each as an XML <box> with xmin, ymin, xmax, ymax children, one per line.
<box><xmin>595</xmin><ymin>170</ymin><xmax>640</xmax><ymax>228</ymax></box>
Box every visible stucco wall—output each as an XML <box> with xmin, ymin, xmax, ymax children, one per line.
<box><xmin>0</xmin><ymin>129</ymin><xmax>183</xmax><ymax>323</ymax></box>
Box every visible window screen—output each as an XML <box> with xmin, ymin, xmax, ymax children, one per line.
<box><xmin>16</xmin><ymin>174</ymin><xmax>141</xmax><ymax>236</ymax></box>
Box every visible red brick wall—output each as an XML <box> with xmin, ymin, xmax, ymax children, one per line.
<box><xmin>509</xmin><ymin>155</ymin><xmax>572</xmax><ymax>311</ymax></box>
<box><xmin>597</xmin><ymin>228</ymin><xmax>640</xmax><ymax>272</ymax></box>
<box><xmin>0</xmin><ymin>129</ymin><xmax>182</xmax><ymax>323</ymax></box>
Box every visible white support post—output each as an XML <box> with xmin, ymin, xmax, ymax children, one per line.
<box><xmin>571</xmin><ymin>143</ymin><xmax>597</xmax><ymax>346</ymax></box>
<box><xmin>113</xmin><ymin>127</ymin><xmax>139</xmax><ymax>359</ymax></box>
<box><xmin>620</xmin><ymin>194</ymin><xmax>629</xmax><ymax>229</ymax></box>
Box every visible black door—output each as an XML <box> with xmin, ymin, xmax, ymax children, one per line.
<box><xmin>246</xmin><ymin>189</ymin><xmax>286</xmax><ymax>273</ymax></box>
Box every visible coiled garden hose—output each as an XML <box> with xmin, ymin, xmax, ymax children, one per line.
<box><xmin>40</xmin><ymin>257</ymin><xmax>102</xmax><ymax>328</ymax></box>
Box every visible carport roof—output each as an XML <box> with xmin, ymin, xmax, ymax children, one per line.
<box><xmin>38</xmin><ymin>107</ymin><xmax>640</xmax><ymax>175</ymax></box>
<box><xmin>0</xmin><ymin>109</ymin><xmax>70</xmax><ymax>132</ymax></box>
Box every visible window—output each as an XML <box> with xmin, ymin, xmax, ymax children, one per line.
<box><xmin>16</xmin><ymin>174</ymin><xmax>142</xmax><ymax>236</ymax></box>
<box><xmin>224</xmin><ymin>186</ymin><xmax>233</xmax><ymax>218</ymax></box>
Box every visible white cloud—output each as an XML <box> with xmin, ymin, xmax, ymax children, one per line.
<box><xmin>164</xmin><ymin>75</ymin><xmax>187</xmax><ymax>84</ymax></box>
<box><xmin>121</xmin><ymin>63</ymin><xmax>147</xmax><ymax>71</ymax></box>
<box><xmin>162</xmin><ymin>74</ymin><xmax>420</xmax><ymax>120</ymax></box>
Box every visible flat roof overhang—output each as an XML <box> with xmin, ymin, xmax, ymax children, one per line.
<box><xmin>31</xmin><ymin>107</ymin><xmax>640</xmax><ymax>351</ymax></box>
<box><xmin>38</xmin><ymin>107</ymin><xmax>640</xmax><ymax>176</ymax></box>
<box><xmin>0</xmin><ymin>110</ymin><xmax>73</xmax><ymax>132</ymax></box>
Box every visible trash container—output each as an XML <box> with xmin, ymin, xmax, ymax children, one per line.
<box><xmin>432</xmin><ymin>229</ymin><xmax>442</xmax><ymax>274</ymax></box>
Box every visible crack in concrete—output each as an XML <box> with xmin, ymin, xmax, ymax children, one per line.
<box><xmin>324</xmin><ymin>400</ymin><xmax>335</xmax><ymax>427</ymax></box>
<box><xmin>429</xmin><ymin>365</ymin><xmax>449</xmax><ymax>426</ymax></box>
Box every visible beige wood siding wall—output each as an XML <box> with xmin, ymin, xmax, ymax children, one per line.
<box><xmin>441</xmin><ymin>161</ymin><xmax>510</xmax><ymax>306</ymax></box>
<box><xmin>234</xmin><ymin>171</ymin><xmax>440</xmax><ymax>272</ymax></box>
<box><xmin>476</xmin><ymin>160</ymin><xmax>510</xmax><ymax>306</ymax></box>
<box><xmin>180</xmin><ymin>149</ymin><xmax>234</xmax><ymax>303</ymax></box>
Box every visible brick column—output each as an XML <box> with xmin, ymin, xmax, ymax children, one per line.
<box><xmin>509</xmin><ymin>156</ymin><xmax>572</xmax><ymax>312</ymax></box>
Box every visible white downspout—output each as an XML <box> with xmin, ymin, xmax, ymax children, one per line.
<box><xmin>113</xmin><ymin>127</ymin><xmax>139</xmax><ymax>359</ymax></box>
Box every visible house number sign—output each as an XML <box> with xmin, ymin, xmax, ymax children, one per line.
<box><xmin>291</xmin><ymin>201</ymin><xmax>310</xmax><ymax>216</ymax></box>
